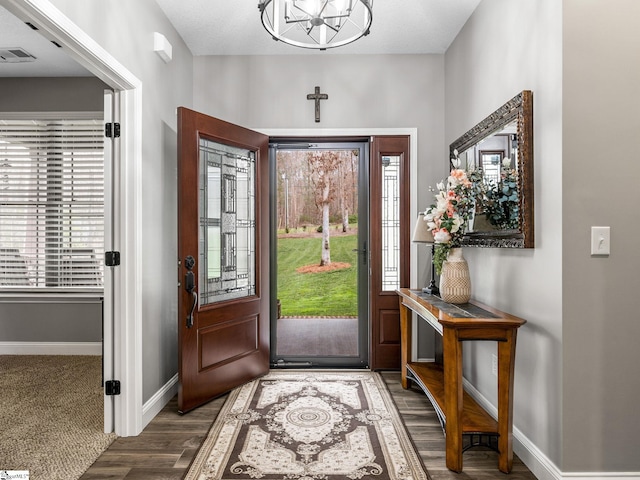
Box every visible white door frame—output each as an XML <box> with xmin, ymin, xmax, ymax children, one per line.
<box><xmin>0</xmin><ymin>0</ymin><xmax>144</xmax><ymax>436</ymax></box>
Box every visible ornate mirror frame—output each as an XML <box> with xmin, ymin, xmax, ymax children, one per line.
<box><xmin>450</xmin><ymin>90</ymin><xmax>534</xmax><ymax>248</ymax></box>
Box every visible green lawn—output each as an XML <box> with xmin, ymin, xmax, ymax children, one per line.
<box><xmin>277</xmin><ymin>234</ymin><xmax>358</xmax><ymax>317</ymax></box>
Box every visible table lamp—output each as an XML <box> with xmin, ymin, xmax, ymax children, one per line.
<box><xmin>412</xmin><ymin>213</ymin><xmax>439</xmax><ymax>295</ymax></box>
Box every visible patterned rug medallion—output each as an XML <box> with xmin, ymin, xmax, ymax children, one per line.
<box><xmin>185</xmin><ymin>371</ymin><xmax>430</xmax><ymax>480</ymax></box>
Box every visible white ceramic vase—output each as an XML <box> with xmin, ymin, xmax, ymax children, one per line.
<box><xmin>439</xmin><ymin>248</ymin><xmax>471</xmax><ymax>304</ymax></box>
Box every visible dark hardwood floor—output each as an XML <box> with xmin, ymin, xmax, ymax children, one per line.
<box><xmin>80</xmin><ymin>371</ymin><xmax>538</xmax><ymax>479</ymax></box>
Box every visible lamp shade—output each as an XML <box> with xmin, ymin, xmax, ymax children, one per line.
<box><xmin>412</xmin><ymin>213</ymin><xmax>434</xmax><ymax>244</ymax></box>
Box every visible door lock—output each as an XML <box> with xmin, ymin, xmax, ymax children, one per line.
<box><xmin>184</xmin><ymin>255</ymin><xmax>197</xmax><ymax>328</ymax></box>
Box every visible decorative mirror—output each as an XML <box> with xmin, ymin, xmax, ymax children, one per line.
<box><xmin>450</xmin><ymin>90</ymin><xmax>534</xmax><ymax>248</ymax></box>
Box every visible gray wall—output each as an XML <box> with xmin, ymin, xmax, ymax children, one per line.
<box><xmin>193</xmin><ymin>54</ymin><xmax>448</xmax><ymax>357</ymax></box>
<box><xmin>0</xmin><ymin>77</ymin><xmax>106</xmax><ymax>111</ymax></box>
<box><xmin>193</xmin><ymin>55</ymin><xmax>446</xmax><ymax>191</ymax></box>
<box><xmin>445</xmin><ymin>0</ymin><xmax>563</xmax><ymax>470</ymax></box>
<box><xmin>0</xmin><ymin>299</ymin><xmax>103</xmax><ymax>342</ymax></box>
<box><xmin>0</xmin><ymin>76</ymin><xmax>107</xmax><ymax>344</ymax></box>
<box><xmin>562</xmin><ymin>0</ymin><xmax>640</xmax><ymax>472</ymax></box>
<box><xmin>448</xmin><ymin>0</ymin><xmax>640</xmax><ymax>473</ymax></box>
<box><xmin>193</xmin><ymin>52</ymin><xmax>448</xmax><ymax>299</ymax></box>
<box><xmin>47</xmin><ymin>0</ymin><xmax>194</xmax><ymax>403</ymax></box>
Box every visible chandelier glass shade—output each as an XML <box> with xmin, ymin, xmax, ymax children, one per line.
<box><xmin>258</xmin><ymin>0</ymin><xmax>373</xmax><ymax>50</ymax></box>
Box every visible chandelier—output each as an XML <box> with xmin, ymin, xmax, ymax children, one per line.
<box><xmin>258</xmin><ymin>0</ymin><xmax>373</xmax><ymax>50</ymax></box>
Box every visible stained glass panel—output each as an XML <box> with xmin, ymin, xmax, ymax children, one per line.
<box><xmin>381</xmin><ymin>155</ymin><xmax>400</xmax><ymax>291</ymax></box>
<box><xmin>199</xmin><ymin>138</ymin><xmax>255</xmax><ymax>304</ymax></box>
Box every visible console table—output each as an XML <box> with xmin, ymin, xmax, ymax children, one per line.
<box><xmin>396</xmin><ymin>288</ymin><xmax>526</xmax><ymax>473</ymax></box>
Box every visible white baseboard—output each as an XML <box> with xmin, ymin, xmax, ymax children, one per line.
<box><xmin>142</xmin><ymin>373</ymin><xmax>178</xmax><ymax>429</ymax></box>
<box><xmin>553</xmin><ymin>470</ymin><xmax>640</xmax><ymax>479</ymax></box>
<box><xmin>562</xmin><ymin>475</ymin><xmax>640</xmax><ymax>479</ymax></box>
<box><xmin>0</xmin><ymin>341</ymin><xmax>102</xmax><ymax>355</ymax></box>
<box><xmin>462</xmin><ymin>378</ymin><xmax>640</xmax><ymax>480</ymax></box>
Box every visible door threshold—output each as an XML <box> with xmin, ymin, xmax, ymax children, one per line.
<box><xmin>271</xmin><ymin>359</ymin><xmax>371</xmax><ymax>370</ymax></box>
<box><xmin>271</xmin><ymin>360</ymin><xmax>314</xmax><ymax>368</ymax></box>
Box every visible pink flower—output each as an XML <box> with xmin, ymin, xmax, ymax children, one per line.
<box><xmin>450</xmin><ymin>169</ymin><xmax>467</xmax><ymax>181</ymax></box>
<box><xmin>450</xmin><ymin>169</ymin><xmax>472</xmax><ymax>188</ymax></box>
<box><xmin>424</xmin><ymin>163</ymin><xmax>474</xmax><ymax>248</ymax></box>
<box><xmin>433</xmin><ymin>228</ymin><xmax>451</xmax><ymax>243</ymax></box>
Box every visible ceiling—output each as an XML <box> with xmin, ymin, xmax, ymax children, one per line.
<box><xmin>0</xmin><ymin>4</ymin><xmax>90</xmax><ymax>77</ymax></box>
<box><xmin>0</xmin><ymin>0</ymin><xmax>481</xmax><ymax>77</ymax></box>
<box><xmin>155</xmin><ymin>0</ymin><xmax>481</xmax><ymax>56</ymax></box>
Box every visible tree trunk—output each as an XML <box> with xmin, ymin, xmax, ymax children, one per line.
<box><xmin>339</xmin><ymin>160</ymin><xmax>348</xmax><ymax>233</ymax></box>
<box><xmin>342</xmin><ymin>206</ymin><xmax>348</xmax><ymax>233</ymax></box>
<box><xmin>321</xmin><ymin>194</ymin><xmax>331</xmax><ymax>266</ymax></box>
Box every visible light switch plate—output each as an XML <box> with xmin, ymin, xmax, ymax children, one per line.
<box><xmin>591</xmin><ymin>226</ymin><xmax>610</xmax><ymax>256</ymax></box>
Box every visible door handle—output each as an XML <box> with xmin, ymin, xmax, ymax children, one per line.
<box><xmin>184</xmin><ymin>255</ymin><xmax>197</xmax><ymax>328</ymax></box>
<box><xmin>352</xmin><ymin>241</ymin><xmax>367</xmax><ymax>264</ymax></box>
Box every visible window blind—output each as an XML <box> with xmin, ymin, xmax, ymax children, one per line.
<box><xmin>0</xmin><ymin>119</ymin><xmax>104</xmax><ymax>290</ymax></box>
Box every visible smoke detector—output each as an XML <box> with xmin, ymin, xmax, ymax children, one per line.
<box><xmin>0</xmin><ymin>47</ymin><xmax>36</xmax><ymax>63</ymax></box>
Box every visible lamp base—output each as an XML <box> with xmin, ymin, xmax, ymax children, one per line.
<box><xmin>422</xmin><ymin>282</ymin><xmax>439</xmax><ymax>296</ymax></box>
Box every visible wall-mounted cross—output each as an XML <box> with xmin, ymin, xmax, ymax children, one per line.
<box><xmin>307</xmin><ymin>86</ymin><xmax>328</xmax><ymax>123</ymax></box>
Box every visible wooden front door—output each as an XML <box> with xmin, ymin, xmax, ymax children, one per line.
<box><xmin>177</xmin><ymin>108</ymin><xmax>270</xmax><ymax>413</ymax></box>
<box><xmin>369</xmin><ymin>136</ymin><xmax>410</xmax><ymax>370</ymax></box>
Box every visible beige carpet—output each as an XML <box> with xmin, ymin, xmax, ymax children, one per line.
<box><xmin>185</xmin><ymin>370</ymin><xmax>430</xmax><ymax>480</ymax></box>
<box><xmin>0</xmin><ymin>355</ymin><xmax>117</xmax><ymax>479</ymax></box>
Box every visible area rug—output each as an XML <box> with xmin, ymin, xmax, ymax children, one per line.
<box><xmin>185</xmin><ymin>370</ymin><xmax>430</xmax><ymax>480</ymax></box>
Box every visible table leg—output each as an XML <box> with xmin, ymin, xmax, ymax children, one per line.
<box><xmin>399</xmin><ymin>300</ymin><xmax>411</xmax><ymax>389</ymax></box>
<box><xmin>497</xmin><ymin>330</ymin><xmax>517</xmax><ymax>473</ymax></box>
<box><xmin>443</xmin><ymin>327</ymin><xmax>463</xmax><ymax>473</ymax></box>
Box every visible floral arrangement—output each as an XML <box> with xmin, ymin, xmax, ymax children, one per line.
<box><xmin>423</xmin><ymin>151</ymin><xmax>475</xmax><ymax>274</ymax></box>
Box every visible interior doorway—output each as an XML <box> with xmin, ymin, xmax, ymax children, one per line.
<box><xmin>0</xmin><ymin>0</ymin><xmax>145</xmax><ymax>435</ymax></box>
<box><xmin>270</xmin><ymin>140</ymin><xmax>369</xmax><ymax>368</ymax></box>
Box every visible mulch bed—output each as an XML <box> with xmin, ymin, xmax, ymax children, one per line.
<box><xmin>296</xmin><ymin>262</ymin><xmax>351</xmax><ymax>274</ymax></box>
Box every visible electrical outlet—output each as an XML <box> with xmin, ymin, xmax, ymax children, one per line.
<box><xmin>491</xmin><ymin>354</ymin><xmax>498</xmax><ymax>376</ymax></box>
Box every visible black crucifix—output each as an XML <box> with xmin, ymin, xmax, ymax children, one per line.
<box><xmin>307</xmin><ymin>86</ymin><xmax>328</xmax><ymax>123</ymax></box>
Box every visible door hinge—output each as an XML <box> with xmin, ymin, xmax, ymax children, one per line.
<box><xmin>105</xmin><ymin>380</ymin><xmax>121</xmax><ymax>395</ymax></box>
<box><xmin>105</xmin><ymin>122</ymin><xmax>121</xmax><ymax>138</ymax></box>
<box><xmin>105</xmin><ymin>251</ymin><xmax>120</xmax><ymax>266</ymax></box>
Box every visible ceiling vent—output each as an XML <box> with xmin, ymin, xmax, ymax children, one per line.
<box><xmin>0</xmin><ymin>47</ymin><xmax>36</xmax><ymax>63</ymax></box>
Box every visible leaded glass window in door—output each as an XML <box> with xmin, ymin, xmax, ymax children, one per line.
<box><xmin>381</xmin><ymin>155</ymin><xmax>400</xmax><ymax>291</ymax></box>
<box><xmin>199</xmin><ymin>138</ymin><xmax>255</xmax><ymax>304</ymax></box>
